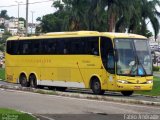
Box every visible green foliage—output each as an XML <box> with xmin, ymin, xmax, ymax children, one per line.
<box><xmin>41</xmin><ymin>14</ymin><xmax>64</xmax><ymax>32</ymax></box>
<box><xmin>0</xmin><ymin>31</ymin><xmax>12</xmax><ymax>52</ymax></box>
<box><xmin>0</xmin><ymin>10</ymin><xmax>9</xmax><ymax>19</ymax></box>
<box><xmin>153</xmin><ymin>66</ymin><xmax>160</xmax><ymax>71</ymax></box>
<box><xmin>0</xmin><ymin>44</ymin><xmax>5</xmax><ymax>52</ymax></box>
<box><xmin>0</xmin><ymin>68</ymin><xmax>5</xmax><ymax>81</ymax></box>
<box><xmin>19</xmin><ymin>17</ymin><xmax>26</xmax><ymax>27</ymax></box>
<box><xmin>2</xmin><ymin>31</ymin><xmax>12</xmax><ymax>41</ymax></box>
<box><xmin>37</xmin><ymin>0</ymin><xmax>160</xmax><ymax>39</ymax></box>
<box><xmin>0</xmin><ymin>108</ymin><xmax>36</xmax><ymax>120</ymax></box>
<box><xmin>0</xmin><ymin>23</ymin><xmax>5</xmax><ymax>29</ymax></box>
<box><xmin>38</xmin><ymin>0</ymin><xmax>107</xmax><ymax>32</ymax></box>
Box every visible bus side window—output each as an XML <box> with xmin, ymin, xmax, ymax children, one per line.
<box><xmin>7</xmin><ymin>41</ymin><xmax>19</xmax><ymax>55</ymax></box>
<box><xmin>69</xmin><ymin>38</ymin><xmax>85</xmax><ymax>54</ymax></box>
<box><xmin>84</xmin><ymin>37</ymin><xmax>99</xmax><ymax>55</ymax></box>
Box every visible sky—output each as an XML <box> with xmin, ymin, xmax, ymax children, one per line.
<box><xmin>0</xmin><ymin>0</ymin><xmax>160</xmax><ymax>35</ymax></box>
<box><xmin>0</xmin><ymin>0</ymin><xmax>55</xmax><ymax>23</ymax></box>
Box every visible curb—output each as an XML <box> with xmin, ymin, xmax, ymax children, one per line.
<box><xmin>19</xmin><ymin>110</ymin><xmax>39</xmax><ymax>120</ymax></box>
<box><xmin>55</xmin><ymin>92</ymin><xmax>160</xmax><ymax>106</ymax></box>
<box><xmin>0</xmin><ymin>84</ymin><xmax>160</xmax><ymax>106</ymax></box>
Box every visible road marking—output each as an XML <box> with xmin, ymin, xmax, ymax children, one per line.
<box><xmin>38</xmin><ymin>115</ymin><xmax>56</xmax><ymax>120</ymax></box>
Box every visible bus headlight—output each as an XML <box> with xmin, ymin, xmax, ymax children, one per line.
<box><xmin>117</xmin><ymin>80</ymin><xmax>129</xmax><ymax>84</ymax></box>
<box><xmin>146</xmin><ymin>80</ymin><xmax>153</xmax><ymax>84</ymax></box>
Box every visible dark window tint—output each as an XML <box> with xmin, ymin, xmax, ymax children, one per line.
<box><xmin>42</xmin><ymin>39</ymin><xmax>57</xmax><ymax>54</ymax></box>
<box><xmin>6</xmin><ymin>37</ymin><xmax>99</xmax><ymax>55</ymax></box>
<box><xmin>101</xmin><ymin>37</ymin><xmax>115</xmax><ymax>74</ymax></box>
<box><xmin>66</xmin><ymin>37</ymin><xmax>99</xmax><ymax>55</ymax></box>
<box><xmin>18</xmin><ymin>40</ymin><xmax>41</xmax><ymax>55</ymax></box>
<box><xmin>7</xmin><ymin>41</ymin><xmax>19</xmax><ymax>55</ymax></box>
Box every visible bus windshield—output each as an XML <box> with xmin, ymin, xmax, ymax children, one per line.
<box><xmin>115</xmin><ymin>39</ymin><xmax>152</xmax><ymax>76</ymax></box>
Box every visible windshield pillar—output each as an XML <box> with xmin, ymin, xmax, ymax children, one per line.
<box><xmin>100</xmin><ymin>37</ymin><xmax>115</xmax><ymax>74</ymax></box>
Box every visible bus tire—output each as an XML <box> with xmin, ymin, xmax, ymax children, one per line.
<box><xmin>121</xmin><ymin>91</ymin><xmax>134</xmax><ymax>96</ymax></box>
<box><xmin>91</xmin><ymin>78</ymin><xmax>105</xmax><ymax>95</ymax></box>
<box><xmin>29</xmin><ymin>74</ymin><xmax>37</xmax><ymax>88</ymax></box>
<box><xmin>19</xmin><ymin>74</ymin><xmax>29</xmax><ymax>87</ymax></box>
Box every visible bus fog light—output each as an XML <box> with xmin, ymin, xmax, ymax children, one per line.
<box><xmin>117</xmin><ymin>80</ymin><xmax>128</xmax><ymax>84</ymax></box>
<box><xmin>146</xmin><ymin>80</ymin><xmax>153</xmax><ymax>84</ymax></box>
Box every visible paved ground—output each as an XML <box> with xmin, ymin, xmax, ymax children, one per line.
<box><xmin>0</xmin><ymin>80</ymin><xmax>160</xmax><ymax>103</ymax></box>
<box><xmin>0</xmin><ymin>89</ymin><xmax>160</xmax><ymax>120</ymax></box>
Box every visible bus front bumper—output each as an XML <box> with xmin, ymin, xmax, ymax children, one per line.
<box><xmin>116</xmin><ymin>83</ymin><xmax>153</xmax><ymax>91</ymax></box>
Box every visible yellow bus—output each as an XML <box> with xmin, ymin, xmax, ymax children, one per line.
<box><xmin>5</xmin><ymin>31</ymin><xmax>153</xmax><ymax>96</ymax></box>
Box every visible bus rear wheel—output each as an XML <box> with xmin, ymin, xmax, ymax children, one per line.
<box><xmin>121</xmin><ymin>91</ymin><xmax>134</xmax><ymax>96</ymax></box>
<box><xmin>19</xmin><ymin>74</ymin><xmax>29</xmax><ymax>87</ymax></box>
<box><xmin>29</xmin><ymin>74</ymin><xmax>37</xmax><ymax>88</ymax></box>
<box><xmin>91</xmin><ymin>78</ymin><xmax>105</xmax><ymax>95</ymax></box>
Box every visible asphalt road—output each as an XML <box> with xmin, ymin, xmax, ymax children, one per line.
<box><xmin>0</xmin><ymin>89</ymin><xmax>160</xmax><ymax>120</ymax></box>
<box><xmin>1</xmin><ymin>80</ymin><xmax>160</xmax><ymax>103</ymax></box>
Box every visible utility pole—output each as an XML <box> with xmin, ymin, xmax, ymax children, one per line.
<box><xmin>26</xmin><ymin>0</ymin><xmax>29</xmax><ymax>36</ymax></box>
<box><xmin>15</xmin><ymin>1</ymin><xmax>22</xmax><ymax>34</ymax></box>
<box><xmin>31</xmin><ymin>11</ymin><xmax>35</xmax><ymax>35</ymax></box>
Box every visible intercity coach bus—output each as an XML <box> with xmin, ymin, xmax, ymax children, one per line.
<box><xmin>5</xmin><ymin>31</ymin><xmax>153</xmax><ymax>96</ymax></box>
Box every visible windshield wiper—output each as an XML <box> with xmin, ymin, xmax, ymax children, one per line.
<box><xmin>136</xmin><ymin>54</ymin><xmax>147</xmax><ymax>76</ymax></box>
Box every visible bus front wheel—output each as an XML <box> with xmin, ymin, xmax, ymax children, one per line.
<box><xmin>121</xmin><ymin>91</ymin><xmax>134</xmax><ymax>96</ymax></box>
<box><xmin>19</xmin><ymin>74</ymin><xmax>29</xmax><ymax>87</ymax></box>
<box><xmin>91</xmin><ymin>78</ymin><xmax>105</xmax><ymax>95</ymax></box>
<box><xmin>29</xmin><ymin>74</ymin><xmax>37</xmax><ymax>88</ymax></box>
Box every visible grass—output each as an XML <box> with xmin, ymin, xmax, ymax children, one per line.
<box><xmin>136</xmin><ymin>77</ymin><xmax>160</xmax><ymax>96</ymax></box>
<box><xmin>0</xmin><ymin>68</ymin><xmax>5</xmax><ymax>81</ymax></box>
<box><xmin>0</xmin><ymin>108</ymin><xmax>36</xmax><ymax>120</ymax></box>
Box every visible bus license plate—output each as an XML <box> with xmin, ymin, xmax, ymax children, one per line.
<box><xmin>134</xmin><ymin>86</ymin><xmax>141</xmax><ymax>90</ymax></box>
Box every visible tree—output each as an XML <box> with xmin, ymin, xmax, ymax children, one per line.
<box><xmin>37</xmin><ymin>0</ymin><xmax>159</xmax><ymax>39</ymax></box>
<box><xmin>40</xmin><ymin>13</ymin><xmax>64</xmax><ymax>32</ymax></box>
<box><xmin>0</xmin><ymin>24</ymin><xmax>5</xmax><ymax>29</ymax></box>
<box><xmin>19</xmin><ymin>17</ymin><xmax>26</xmax><ymax>27</ymax></box>
<box><xmin>62</xmin><ymin>0</ymin><xmax>89</xmax><ymax>31</ymax></box>
<box><xmin>0</xmin><ymin>10</ymin><xmax>9</xmax><ymax>19</ymax></box>
<box><xmin>2</xmin><ymin>31</ymin><xmax>12</xmax><ymax>41</ymax></box>
<box><xmin>0</xmin><ymin>31</ymin><xmax>12</xmax><ymax>52</ymax></box>
<box><xmin>86</xmin><ymin>0</ymin><xmax>107</xmax><ymax>31</ymax></box>
<box><xmin>102</xmin><ymin>0</ymin><xmax>136</xmax><ymax>32</ymax></box>
<box><xmin>126</xmin><ymin>0</ymin><xmax>160</xmax><ymax>39</ymax></box>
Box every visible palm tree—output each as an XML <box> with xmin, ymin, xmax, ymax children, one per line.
<box><xmin>125</xmin><ymin>0</ymin><xmax>160</xmax><ymax>39</ymax></box>
<box><xmin>62</xmin><ymin>0</ymin><xmax>88</xmax><ymax>31</ymax></box>
<box><xmin>111</xmin><ymin>0</ymin><xmax>160</xmax><ymax>39</ymax></box>
<box><xmin>46</xmin><ymin>0</ymin><xmax>160</xmax><ymax>39</ymax></box>
<box><xmin>139</xmin><ymin>0</ymin><xmax>160</xmax><ymax>40</ymax></box>
<box><xmin>103</xmin><ymin>0</ymin><xmax>135</xmax><ymax>32</ymax></box>
<box><xmin>85</xmin><ymin>0</ymin><xmax>107</xmax><ymax>31</ymax></box>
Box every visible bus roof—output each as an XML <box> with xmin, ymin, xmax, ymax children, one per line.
<box><xmin>7</xmin><ymin>31</ymin><xmax>100</xmax><ymax>41</ymax></box>
<box><xmin>7</xmin><ymin>31</ymin><xmax>147</xmax><ymax>41</ymax></box>
<box><xmin>101</xmin><ymin>32</ymin><xmax>147</xmax><ymax>39</ymax></box>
